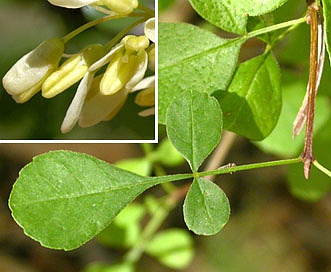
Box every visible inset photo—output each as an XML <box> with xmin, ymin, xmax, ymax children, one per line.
<box><xmin>0</xmin><ymin>0</ymin><xmax>156</xmax><ymax>141</ymax></box>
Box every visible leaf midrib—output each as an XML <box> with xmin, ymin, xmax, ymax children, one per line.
<box><xmin>159</xmin><ymin>38</ymin><xmax>243</xmax><ymax>71</ymax></box>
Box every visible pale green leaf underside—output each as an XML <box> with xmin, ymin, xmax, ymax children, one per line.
<box><xmin>183</xmin><ymin>178</ymin><xmax>230</xmax><ymax>235</ymax></box>
<box><xmin>166</xmin><ymin>91</ymin><xmax>222</xmax><ymax>171</ymax></box>
<box><xmin>219</xmin><ymin>53</ymin><xmax>281</xmax><ymax>140</ymax></box>
<box><xmin>159</xmin><ymin>22</ymin><xmax>242</xmax><ymax>124</ymax></box>
<box><xmin>188</xmin><ymin>0</ymin><xmax>289</xmax><ymax>34</ymax></box>
<box><xmin>9</xmin><ymin>151</ymin><xmax>183</xmax><ymax>250</ymax></box>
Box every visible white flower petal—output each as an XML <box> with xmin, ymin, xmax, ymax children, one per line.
<box><xmin>138</xmin><ymin>107</ymin><xmax>155</xmax><ymax>117</ymax></box>
<box><xmin>79</xmin><ymin>88</ymin><xmax>128</xmax><ymax>127</ymax></box>
<box><xmin>88</xmin><ymin>43</ymin><xmax>124</xmax><ymax>72</ymax></box>
<box><xmin>48</xmin><ymin>0</ymin><xmax>97</xmax><ymax>8</ymax></box>
<box><xmin>125</xmin><ymin>50</ymin><xmax>148</xmax><ymax>89</ymax></box>
<box><xmin>131</xmin><ymin>76</ymin><xmax>155</xmax><ymax>92</ymax></box>
<box><xmin>78</xmin><ymin>89</ymin><xmax>128</xmax><ymax>127</ymax></box>
<box><xmin>61</xmin><ymin>72</ymin><xmax>94</xmax><ymax>133</ymax></box>
<box><xmin>3</xmin><ymin>38</ymin><xmax>64</xmax><ymax>96</ymax></box>
<box><xmin>144</xmin><ymin>18</ymin><xmax>155</xmax><ymax>43</ymax></box>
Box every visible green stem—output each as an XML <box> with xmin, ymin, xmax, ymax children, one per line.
<box><xmin>141</xmin><ymin>143</ymin><xmax>153</xmax><ymax>155</ymax></box>
<box><xmin>123</xmin><ymin>157</ymin><xmax>303</xmax><ymax>264</ymax></box>
<box><xmin>313</xmin><ymin>160</ymin><xmax>331</xmax><ymax>178</ymax></box>
<box><xmin>138</xmin><ymin>3</ymin><xmax>155</xmax><ymax>17</ymax></box>
<box><xmin>197</xmin><ymin>157</ymin><xmax>302</xmax><ymax>177</ymax></box>
<box><xmin>62</xmin><ymin>12</ymin><xmax>150</xmax><ymax>43</ymax></box>
<box><xmin>154</xmin><ymin>164</ymin><xmax>177</xmax><ymax>193</ymax></box>
<box><xmin>104</xmin><ymin>17</ymin><xmax>147</xmax><ymax>50</ymax></box>
<box><xmin>270</xmin><ymin>20</ymin><xmax>304</xmax><ymax>49</ymax></box>
<box><xmin>241</xmin><ymin>16</ymin><xmax>307</xmax><ymax>42</ymax></box>
<box><xmin>124</xmin><ymin>197</ymin><xmax>175</xmax><ymax>264</ymax></box>
<box><xmin>147</xmin><ymin>158</ymin><xmax>302</xmax><ymax>185</ymax></box>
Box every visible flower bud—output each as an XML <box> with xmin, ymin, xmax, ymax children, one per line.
<box><xmin>135</xmin><ymin>88</ymin><xmax>154</xmax><ymax>107</ymax></box>
<box><xmin>123</xmin><ymin>36</ymin><xmax>149</xmax><ymax>51</ymax></box>
<box><xmin>100</xmin><ymin>36</ymin><xmax>149</xmax><ymax>95</ymax></box>
<box><xmin>42</xmin><ymin>44</ymin><xmax>104</xmax><ymax>98</ymax></box>
<box><xmin>132</xmin><ymin>76</ymin><xmax>155</xmax><ymax>106</ymax></box>
<box><xmin>101</xmin><ymin>0</ymin><xmax>138</xmax><ymax>14</ymax></box>
<box><xmin>2</xmin><ymin>38</ymin><xmax>64</xmax><ymax>103</ymax></box>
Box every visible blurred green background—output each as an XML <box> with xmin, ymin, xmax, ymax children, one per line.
<box><xmin>0</xmin><ymin>0</ymin><xmax>155</xmax><ymax>140</ymax></box>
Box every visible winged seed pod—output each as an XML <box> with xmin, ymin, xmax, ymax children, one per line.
<box><xmin>2</xmin><ymin>38</ymin><xmax>64</xmax><ymax>103</ymax></box>
<box><xmin>42</xmin><ymin>44</ymin><xmax>105</xmax><ymax>98</ymax></box>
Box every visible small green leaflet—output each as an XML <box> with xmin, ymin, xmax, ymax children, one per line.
<box><xmin>219</xmin><ymin>53</ymin><xmax>281</xmax><ymax>141</ymax></box>
<box><xmin>188</xmin><ymin>0</ymin><xmax>289</xmax><ymax>34</ymax></box>
<box><xmin>9</xmin><ymin>151</ymin><xmax>188</xmax><ymax>250</ymax></box>
<box><xmin>166</xmin><ymin>91</ymin><xmax>223</xmax><ymax>172</ymax></box>
<box><xmin>183</xmin><ymin>178</ymin><xmax>230</xmax><ymax>235</ymax></box>
<box><xmin>159</xmin><ymin>22</ymin><xmax>242</xmax><ymax>124</ymax></box>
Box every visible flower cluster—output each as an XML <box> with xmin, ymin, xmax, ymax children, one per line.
<box><xmin>2</xmin><ymin>0</ymin><xmax>155</xmax><ymax>134</ymax></box>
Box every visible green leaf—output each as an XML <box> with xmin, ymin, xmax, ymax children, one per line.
<box><xmin>166</xmin><ymin>91</ymin><xmax>223</xmax><ymax>171</ymax></box>
<box><xmin>9</xmin><ymin>151</ymin><xmax>162</xmax><ymax>250</ymax></box>
<box><xmin>183</xmin><ymin>178</ymin><xmax>230</xmax><ymax>235</ymax></box>
<box><xmin>96</xmin><ymin>204</ymin><xmax>145</xmax><ymax>248</ymax></box>
<box><xmin>323</xmin><ymin>0</ymin><xmax>331</xmax><ymax>65</ymax></box>
<box><xmin>188</xmin><ymin>0</ymin><xmax>248</xmax><ymax>34</ymax></box>
<box><xmin>233</xmin><ymin>0</ymin><xmax>289</xmax><ymax>16</ymax></box>
<box><xmin>146</xmin><ymin>229</ymin><xmax>194</xmax><ymax>269</ymax></box>
<box><xmin>218</xmin><ymin>53</ymin><xmax>281</xmax><ymax>140</ymax></box>
<box><xmin>159</xmin><ymin>22</ymin><xmax>242</xmax><ymax>124</ymax></box>
<box><xmin>188</xmin><ymin>0</ymin><xmax>289</xmax><ymax>34</ymax></box>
